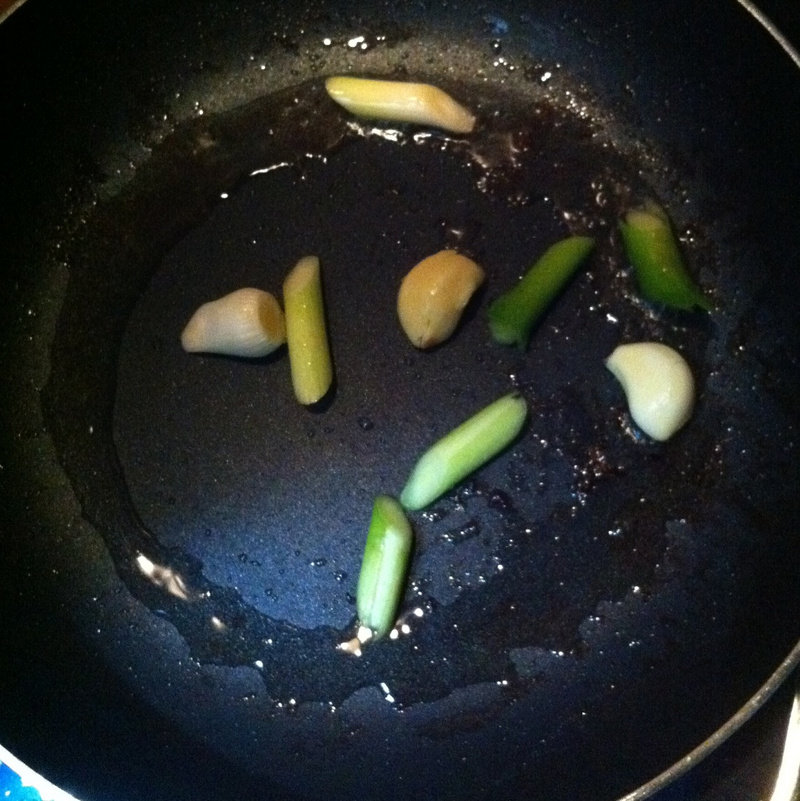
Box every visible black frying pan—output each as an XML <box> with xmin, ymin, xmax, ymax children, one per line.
<box><xmin>1</xmin><ymin>1</ymin><xmax>799</xmax><ymax>800</ymax></box>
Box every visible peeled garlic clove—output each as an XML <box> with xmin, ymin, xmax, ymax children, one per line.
<box><xmin>397</xmin><ymin>250</ymin><xmax>485</xmax><ymax>349</ymax></box>
<box><xmin>325</xmin><ymin>76</ymin><xmax>476</xmax><ymax>134</ymax></box>
<box><xmin>605</xmin><ymin>342</ymin><xmax>695</xmax><ymax>441</ymax></box>
<box><xmin>181</xmin><ymin>288</ymin><xmax>286</xmax><ymax>357</ymax></box>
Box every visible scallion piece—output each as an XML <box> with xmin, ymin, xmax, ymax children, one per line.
<box><xmin>619</xmin><ymin>201</ymin><xmax>711</xmax><ymax>311</ymax></box>
<box><xmin>325</xmin><ymin>76</ymin><xmax>476</xmax><ymax>134</ymax></box>
<box><xmin>283</xmin><ymin>255</ymin><xmax>333</xmax><ymax>405</ymax></box>
<box><xmin>356</xmin><ymin>495</ymin><xmax>414</xmax><ymax>640</ymax></box>
<box><xmin>399</xmin><ymin>392</ymin><xmax>528</xmax><ymax>511</ymax></box>
<box><xmin>487</xmin><ymin>235</ymin><xmax>595</xmax><ymax>349</ymax></box>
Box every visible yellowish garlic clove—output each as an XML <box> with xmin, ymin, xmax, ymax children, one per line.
<box><xmin>397</xmin><ymin>249</ymin><xmax>485</xmax><ymax>349</ymax></box>
<box><xmin>181</xmin><ymin>288</ymin><xmax>286</xmax><ymax>357</ymax></box>
<box><xmin>605</xmin><ymin>342</ymin><xmax>695</xmax><ymax>441</ymax></box>
<box><xmin>325</xmin><ymin>76</ymin><xmax>476</xmax><ymax>134</ymax></box>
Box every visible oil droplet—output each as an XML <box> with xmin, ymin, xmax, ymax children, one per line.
<box><xmin>488</xmin><ymin>490</ymin><xmax>512</xmax><ymax>511</ymax></box>
<box><xmin>439</xmin><ymin>519</ymin><xmax>480</xmax><ymax>544</ymax></box>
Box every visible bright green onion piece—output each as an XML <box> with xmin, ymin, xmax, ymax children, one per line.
<box><xmin>400</xmin><ymin>392</ymin><xmax>528</xmax><ymax>511</ymax></box>
<box><xmin>356</xmin><ymin>495</ymin><xmax>414</xmax><ymax>640</ymax></box>
<box><xmin>487</xmin><ymin>235</ymin><xmax>595</xmax><ymax>349</ymax></box>
<box><xmin>283</xmin><ymin>255</ymin><xmax>334</xmax><ymax>405</ymax></box>
<box><xmin>619</xmin><ymin>201</ymin><xmax>712</xmax><ymax>311</ymax></box>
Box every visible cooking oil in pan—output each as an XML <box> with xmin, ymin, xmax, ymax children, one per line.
<box><xmin>45</xmin><ymin>74</ymin><xmax>765</xmax><ymax>716</ymax></box>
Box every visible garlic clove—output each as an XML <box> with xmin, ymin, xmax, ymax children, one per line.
<box><xmin>181</xmin><ymin>288</ymin><xmax>286</xmax><ymax>358</ymax></box>
<box><xmin>397</xmin><ymin>249</ymin><xmax>485</xmax><ymax>349</ymax></box>
<box><xmin>605</xmin><ymin>342</ymin><xmax>695</xmax><ymax>441</ymax></box>
<box><xmin>325</xmin><ymin>76</ymin><xmax>476</xmax><ymax>134</ymax></box>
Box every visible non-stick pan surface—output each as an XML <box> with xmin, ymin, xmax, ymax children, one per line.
<box><xmin>1</xmin><ymin>1</ymin><xmax>799</xmax><ymax>800</ymax></box>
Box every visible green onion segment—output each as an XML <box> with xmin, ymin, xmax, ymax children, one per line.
<box><xmin>400</xmin><ymin>392</ymin><xmax>528</xmax><ymax>511</ymax></box>
<box><xmin>356</xmin><ymin>495</ymin><xmax>415</xmax><ymax>639</ymax></box>
<box><xmin>619</xmin><ymin>201</ymin><xmax>711</xmax><ymax>311</ymax></box>
<box><xmin>487</xmin><ymin>235</ymin><xmax>595</xmax><ymax>348</ymax></box>
<box><xmin>324</xmin><ymin>76</ymin><xmax>476</xmax><ymax>134</ymax></box>
<box><xmin>283</xmin><ymin>255</ymin><xmax>334</xmax><ymax>405</ymax></box>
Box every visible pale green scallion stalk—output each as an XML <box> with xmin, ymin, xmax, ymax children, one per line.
<box><xmin>400</xmin><ymin>392</ymin><xmax>528</xmax><ymax>511</ymax></box>
<box><xmin>356</xmin><ymin>495</ymin><xmax>414</xmax><ymax>640</ymax></box>
<box><xmin>325</xmin><ymin>76</ymin><xmax>476</xmax><ymax>134</ymax></box>
<box><xmin>283</xmin><ymin>255</ymin><xmax>333</xmax><ymax>405</ymax></box>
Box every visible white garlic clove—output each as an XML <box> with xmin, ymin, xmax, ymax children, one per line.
<box><xmin>181</xmin><ymin>288</ymin><xmax>286</xmax><ymax>358</ymax></box>
<box><xmin>605</xmin><ymin>342</ymin><xmax>695</xmax><ymax>441</ymax></box>
<box><xmin>397</xmin><ymin>250</ymin><xmax>485</xmax><ymax>349</ymax></box>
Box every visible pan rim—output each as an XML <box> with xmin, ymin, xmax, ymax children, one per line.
<box><xmin>618</xmin><ymin>4</ymin><xmax>800</xmax><ymax>795</ymax></box>
<box><xmin>735</xmin><ymin>0</ymin><xmax>800</xmax><ymax>70</ymax></box>
<box><xmin>621</xmin><ymin>638</ymin><xmax>800</xmax><ymax>799</ymax></box>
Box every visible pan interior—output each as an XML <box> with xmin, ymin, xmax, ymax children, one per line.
<box><xmin>39</xmin><ymin>71</ymin><xmax>800</xmax><ymax>799</ymax></box>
